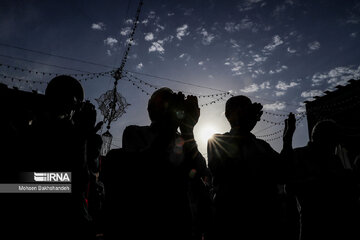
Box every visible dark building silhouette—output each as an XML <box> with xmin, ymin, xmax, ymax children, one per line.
<box><xmin>0</xmin><ymin>83</ymin><xmax>46</xmax><ymax>134</ymax></box>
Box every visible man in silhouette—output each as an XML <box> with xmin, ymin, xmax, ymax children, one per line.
<box><xmin>7</xmin><ymin>75</ymin><xmax>101</xmax><ymax>240</ymax></box>
<box><xmin>106</xmin><ymin>87</ymin><xmax>209</xmax><ymax>240</ymax></box>
<box><xmin>207</xmin><ymin>95</ymin><xmax>295</xmax><ymax>240</ymax></box>
<box><xmin>288</xmin><ymin>120</ymin><xmax>360</xmax><ymax>240</ymax></box>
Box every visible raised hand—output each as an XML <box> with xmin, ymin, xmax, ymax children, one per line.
<box><xmin>283</xmin><ymin>112</ymin><xmax>296</xmax><ymax>145</ymax></box>
<box><xmin>180</xmin><ymin>95</ymin><xmax>200</xmax><ymax>136</ymax></box>
<box><xmin>252</xmin><ymin>102</ymin><xmax>263</xmax><ymax>122</ymax></box>
<box><xmin>73</xmin><ymin>100</ymin><xmax>103</xmax><ymax>134</ymax></box>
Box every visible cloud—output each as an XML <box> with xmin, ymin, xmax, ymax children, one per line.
<box><xmin>144</xmin><ymin>32</ymin><xmax>154</xmax><ymax>41</ymax></box>
<box><xmin>253</xmin><ymin>69</ymin><xmax>266</xmax><ymax>77</ymax></box>
<box><xmin>253</xmin><ymin>54</ymin><xmax>267</xmax><ymax>62</ymax></box>
<box><xmin>240</xmin><ymin>83</ymin><xmax>259</xmax><ymax>93</ymax></box>
<box><xmin>149</xmin><ymin>41</ymin><xmax>165</xmax><ymax>54</ymax></box>
<box><xmin>176</xmin><ymin>24</ymin><xmax>189</xmax><ymax>40</ymax></box>
<box><xmin>224</xmin><ymin>18</ymin><xmax>257</xmax><ymax>32</ymax></box>
<box><xmin>136</xmin><ymin>62</ymin><xmax>143</xmax><ymax>70</ymax></box>
<box><xmin>155</xmin><ymin>24</ymin><xmax>165</xmax><ymax>32</ymax></box>
<box><xmin>125</xmin><ymin>38</ymin><xmax>136</xmax><ymax>45</ymax></box>
<box><xmin>263</xmin><ymin>35</ymin><xmax>283</xmax><ymax>52</ymax></box>
<box><xmin>106</xmin><ymin>50</ymin><xmax>111</xmax><ymax>56</ymax></box>
<box><xmin>104</xmin><ymin>37</ymin><xmax>118</xmax><ymax>47</ymax></box>
<box><xmin>259</xmin><ymin>81</ymin><xmax>271</xmax><ymax>89</ymax></box>
<box><xmin>168</xmin><ymin>12</ymin><xmax>175</xmax><ymax>16</ymax></box>
<box><xmin>240</xmin><ymin>81</ymin><xmax>270</xmax><ymax>93</ymax></box>
<box><xmin>287</xmin><ymin>47</ymin><xmax>296</xmax><ymax>53</ymax></box>
<box><xmin>275</xmin><ymin>91</ymin><xmax>285</xmax><ymax>96</ymax></box>
<box><xmin>347</xmin><ymin>14</ymin><xmax>360</xmax><ymax>24</ymax></box>
<box><xmin>275</xmin><ymin>81</ymin><xmax>299</xmax><ymax>90</ymax></box>
<box><xmin>91</xmin><ymin>22</ymin><xmax>105</xmax><ymax>30</ymax></box>
<box><xmin>269</xmin><ymin>65</ymin><xmax>288</xmax><ymax>74</ymax></box>
<box><xmin>296</xmin><ymin>106</ymin><xmax>306</xmax><ymax>113</ymax></box>
<box><xmin>148</xmin><ymin>36</ymin><xmax>173</xmax><ymax>55</ymax></box>
<box><xmin>179</xmin><ymin>53</ymin><xmax>191</xmax><ymax>62</ymax></box>
<box><xmin>120</xmin><ymin>27</ymin><xmax>131</xmax><ymax>36</ymax></box>
<box><xmin>301</xmin><ymin>90</ymin><xmax>323</xmax><ymax>98</ymax></box>
<box><xmin>225</xmin><ymin>22</ymin><xmax>237</xmax><ymax>32</ymax></box>
<box><xmin>199</xmin><ymin>28</ymin><xmax>215</xmax><ymax>45</ymax></box>
<box><xmin>263</xmin><ymin>101</ymin><xmax>286</xmax><ymax>111</ymax></box>
<box><xmin>238</xmin><ymin>0</ymin><xmax>264</xmax><ymax>12</ymax></box>
<box><xmin>230</xmin><ymin>39</ymin><xmax>240</xmax><ymax>49</ymax></box>
<box><xmin>311</xmin><ymin>72</ymin><xmax>329</xmax><ymax>86</ymax></box>
<box><xmin>308</xmin><ymin>41</ymin><xmax>321</xmax><ymax>51</ymax></box>
<box><xmin>198</xmin><ymin>61</ymin><xmax>204</xmax><ymax>66</ymax></box>
<box><xmin>311</xmin><ymin>65</ymin><xmax>360</xmax><ymax>87</ymax></box>
<box><xmin>147</xmin><ymin>11</ymin><xmax>156</xmax><ymax>19</ymax></box>
<box><xmin>238</xmin><ymin>18</ymin><xmax>254</xmax><ymax>30</ymax></box>
<box><xmin>125</xmin><ymin>19</ymin><xmax>133</xmax><ymax>25</ymax></box>
<box><xmin>230</xmin><ymin>61</ymin><xmax>245</xmax><ymax>75</ymax></box>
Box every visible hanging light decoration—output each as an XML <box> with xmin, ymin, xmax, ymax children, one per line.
<box><xmin>96</xmin><ymin>0</ymin><xmax>143</xmax><ymax>156</ymax></box>
<box><xmin>100</xmin><ymin>129</ymin><xmax>113</xmax><ymax>157</ymax></box>
<box><xmin>96</xmin><ymin>89</ymin><xmax>130</xmax><ymax>156</ymax></box>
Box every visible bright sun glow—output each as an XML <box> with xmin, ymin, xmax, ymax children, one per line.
<box><xmin>199</xmin><ymin>124</ymin><xmax>217</xmax><ymax>143</ymax></box>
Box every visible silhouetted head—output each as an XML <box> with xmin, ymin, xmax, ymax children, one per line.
<box><xmin>147</xmin><ymin>87</ymin><xmax>182</xmax><ymax>131</ymax></box>
<box><xmin>45</xmin><ymin>75</ymin><xmax>84</xmax><ymax>119</ymax></box>
<box><xmin>311</xmin><ymin>119</ymin><xmax>340</xmax><ymax>150</ymax></box>
<box><xmin>225</xmin><ymin>95</ymin><xmax>263</xmax><ymax>133</ymax></box>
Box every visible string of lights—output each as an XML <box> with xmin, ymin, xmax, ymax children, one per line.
<box><xmin>258</xmin><ymin>114</ymin><xmax>307</xmax><ymax>142</ymax></box>
<box><xmin>262</xmin><ymin>110</ymin><xmax>304</xmax><ymax>117</ymax></box>
<box><xmin>0</xmin><ymin>73</ymin><xmax>48</xmax><ymax>85</ymax></box>
<box><xmin>253</xmin><ymin>123</ymin><xmax>280</xmax><ymax>135</ymax></box>
<box><xmin>261</xmin><ymin>112</ymin><xmax>306</xmax><ymax>126</ymax></box>
<box><xmin>122</xmin><ymin>75</ymin><xmax>229</xmax><ymax>108</ymax></box>
<box><xmin>199</xmin><ymin>95</ymin><xmax>228</xmax><ymax>108</ymax></box>
<box><xmin>125</xmin><ymin>71</ymin><xmax>231</xmax><ymax>99</ymax></box>
<box><xmin>256</xmin><ymin>129</ymin><xmax>284</xmax><ymax>138</ymax></box>
<box><xmin>122</xmin><ymin>76</ymin><xmax>151</xmax><ymax>96</ymax></box>
<box><xmin>112</xmin><ymin>1</ymin><xmax>143</xmax><ymax>82</ymax></box>
<box><xmin>0</xmin><ymin>62</ymin><xmax>113</xmax><ymax>78</ymax></box>
<box><xmin>256</xmin><ymin>113</ymin><xmax>306</xmax><ymax>138</ymax></box>
<box><xmin>0</xmin><ymin>72</ymin><xmax>111</xmax><ymax>87</ymax></box>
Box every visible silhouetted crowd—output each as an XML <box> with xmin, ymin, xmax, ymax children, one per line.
<box><xmin>1</xmin><ymin>75</ymin><xmax>360</xmax><ymax>240</ymax></box>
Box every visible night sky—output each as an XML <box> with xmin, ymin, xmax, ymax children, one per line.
<box><xmin>1</xmin><ymin>0</ymin><xmax>359</xmax><ymax>158</ymax></box>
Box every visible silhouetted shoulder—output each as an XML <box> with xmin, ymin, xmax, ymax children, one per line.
<box><xmin>293</xmin><ymin>145</ymin><xmax>309</xmax><ymax>153</ymax></box>
<box><xmin>106</xmin><ymin>148</ymin><xmax>125</xmax><ymax>160</ymax></box>
<box><xmin>254</xmin><ymin>137</ymin><xmax>278</xmax><ymax>153</ymax></box>
<box><xmin>123</xmin><ymin>125</ymin><xmax>150</xmax><ymax>135</ymax></box>
<box><xmin>122</xmin><ymin>125</ymin><xmax>154</xmax><ymax>151</ymax></box>
<box><xmin>208</xmin><ymin>132</ymin><xmax>231</xmax><ymax>143</ymax></box>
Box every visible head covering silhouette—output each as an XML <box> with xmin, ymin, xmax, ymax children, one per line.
<box><xmin>225</xmin><ymin>95</ymin><xmax>263</xmax><ymax>132</ymax></box>
<box><xmin>147</xmin><ymin>87</ymin><xmax>174</xmax><ymax>123</ymax></box>
<box><xmin>45</xmin><ymin>75</ymin><xmax>84</xmax><ymax>118</ymax></box>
